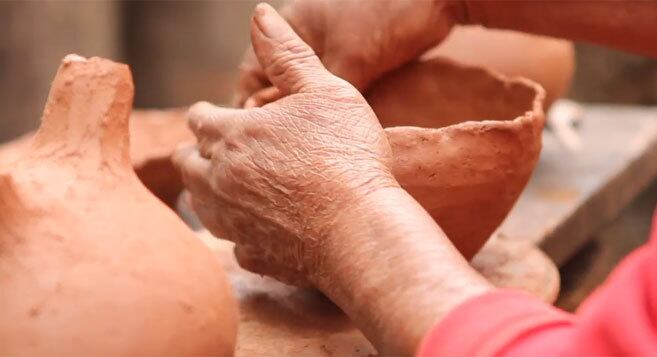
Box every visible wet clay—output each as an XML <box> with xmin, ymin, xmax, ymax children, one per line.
<box><xmin>0</xmin><ymin>56</ymin><xmax>237</xmax><ymax>356</ymax></box>
<box><xmin>0</xmin><ymin>109</ymin><xmax>194</xmax><ymax>207</ymax></box>
<box><xmin>198</xmin><ymin>230</ymin><xmax>558</xmax><ymax>357</ymax></box>
<box><xmin>427</xmin><ymin>26</ymin><xmax>575</xmax><ymax>108</ymax></box>
<box><xmin>366</xmin><ymin>57</ymin><xmax>545</xmax><ymax>260</ymax></box>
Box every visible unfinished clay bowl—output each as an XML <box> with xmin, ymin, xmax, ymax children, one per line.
<box><xmin>366</xmin><ymin>58</ymin><xmax>545</xmax><ymax>259</ymax></box>
<box><xmin>427</xmin><ymin>26</ymin><xmax>574</xmax><ymax>108</ymax></box>
<box><xmin>0</xmin><ymin>56</ymin><xmax>237</xmax><ymax>356</ymax></box>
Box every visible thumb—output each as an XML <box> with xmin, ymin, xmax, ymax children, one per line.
<box><xmin>250</xmin><ymin>3</ymin><xmax>337</xmax><ymax>95</ymax></box>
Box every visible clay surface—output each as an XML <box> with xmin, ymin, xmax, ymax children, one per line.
<box><xmin>0</xmin><ymin>109</ymin><xmax>193</xmax><ymax>206</ymax></box>
<box><xmin>427</xmin><ymin>26</ymin><xmax>575</xmax><ymax>108</ymax></box>
<box><xmin>198</xmin><ymin>230</ymin><xmax>558</xmax><ymax>357</ymax></box>
<box><xmin>366</xmin><ymin>58</ymin><xmax>545</xmax><ymax>259</ymax></box>
<box><xmin>0</xmin><ymin>56</ymin><xmax>237</xmax><ymax>356</ymax></box>
<box><xmin>0</xmin><ymin>132</ymin><xmax>32</xmax><ymax>170</ymax></box>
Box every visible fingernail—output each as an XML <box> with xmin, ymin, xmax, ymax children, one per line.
<box><xmin>253</xmin><ymin>2</ymin><xmax>288</xmax><ymax>39</ymax></box>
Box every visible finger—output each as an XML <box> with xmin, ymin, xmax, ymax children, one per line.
<box><xmin>187</xmin><ymin>101</ymin><xmax>248</xmax><ymax>140</ymax></box>
<box><xmin>191</xmin><ymin>195</ymin><xmax>228</xmax><ymax>239</ymax></box>
<box><xmin>188</xmin><ymin>102</ymin><xmax>253</xmax><ymax>159</ymax></box>
<box><xmin>171</xmin><ymin>143</ymin><xmax>196</xmax><ymax>171</ymax></box>
<box><xmin>244</xmin><ymin>86</ymin><xmax>284</xmax><ymax>108</ymax></box>
<box><xmin>234</xmin><ymin>46</ymin><xmax>272</xmax><ymax>107</ymax></box>
<box><xmin>250</xmin><ymin>3</ymin><xmax>337</xmax><ymax>94</ymax></box>
<box><xmin>233</xmin><ymin>243</ymin><xmax>279</xmax><ymax>276</ymax></box>
<box><xmin>173</xmin><ymin>145</ymin><xmax>213</xmax><ymax>197</ymax></box>
<box><xmin>173</xmin><ymin>145</ymin><xmax>231</xmax><ymax>237</ymax></box>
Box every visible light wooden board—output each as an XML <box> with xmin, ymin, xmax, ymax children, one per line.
<box><xmin>497</xmin><ymin>103</ymin><xmax>657</xmax><ymax>265</ymax></box>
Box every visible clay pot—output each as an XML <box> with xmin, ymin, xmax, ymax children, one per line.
<box><xmin>0</xmin><ymin>132</ymin><xmax>31</xmax><ymax>170</ymax></box>
<box><xmin>0</xmin><ymin>109</ymin><xmax>194</xmax><ymax>207</ymax></box>
<box><xmin>0</xmin><ymin>56</ymin><xmax>238</xmax><ymax>356</ymax></box>
<box><xmin>426</xmin><ymin>26</ymin><xmax>575</xmax><ymax>108</ymax></box>
<box><xmin>366</xmin><ymin>58</ymin><xmax>545</xmax><ymax>259</ymax></box>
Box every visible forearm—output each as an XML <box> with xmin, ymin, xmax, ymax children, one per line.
<box><xmin>460</xmin><ymin>0</ymin><xmax>657</xmax><ymax>57</ymax></box>
<box><xmin>318</xmin><ymin>186</ymin><xmax>493</xmax><ymax>355</ymax></box>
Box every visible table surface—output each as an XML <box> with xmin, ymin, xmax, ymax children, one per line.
<box><xmin>498</xmin><ymin>103</ymin><xmax>657</xmax><ymax>265</ymax></box>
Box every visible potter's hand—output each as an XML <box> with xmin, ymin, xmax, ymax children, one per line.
<box><xmin>177</xmin><ymin>6</ymin><xmax>491</xmax><ymax>355</ymax></box>
<box><xmin>234</xmin><ymin>0</ymin><xmax>464</xmax><ymax>107</ymax></box>
<box><xmin>175</xmin><ymin>3</ymin><xmax>397</xmax><ymax>287</ymax></box>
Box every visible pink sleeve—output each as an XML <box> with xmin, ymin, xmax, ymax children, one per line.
<box><xmin>418</xmin><ymin>214</ymin><xmax>657</xmax><ymax>357</ymax></box>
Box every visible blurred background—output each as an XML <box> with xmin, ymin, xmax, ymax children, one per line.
<box><xmin>2</xmin><ymin>0</ymin><xmax>656</xmax><ymax>142</ymax></box>
<box><xmin>0</xmin><ymin>0</ymin><xmax>281</xmax><ymax>142</ymax></box>
<box><xmin>1</xmin><ymin>1</ymin><xmax>656</xmax><ymax>310</ymax></box>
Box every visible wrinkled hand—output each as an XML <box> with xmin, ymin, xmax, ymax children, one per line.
<box><xmin>235</xmin><ymin>0</ymin><xmax>465</xmax><ymax>107</ymax></box>
<box><xmin>175</xmin><ymin>3</ymin><xmax>397</xmax><ymax>287</ymax></box>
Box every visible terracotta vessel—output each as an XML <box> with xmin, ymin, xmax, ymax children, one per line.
<box><xmin>0</xmin><ymin>109</ymin><xmax>194</xmax><ymax>207</ymax></box>
<box><xmin>367</xmin><ymin>58</ymin><xmax>545</xmax><ymax>259</ymax></box>
<box><xmin>0</xmin><ymin>132</ymin><xmax>31</xmax><ymax>170</ymax></box>
<box><xmin>0</xmin><ymin>56</ymin><xmax>237</xmax><ymax>356</ymax></box>
<box><xmin>427</xmin><ymin>26</ymin><xmax>575</xmax><ymax>108</ymax></box>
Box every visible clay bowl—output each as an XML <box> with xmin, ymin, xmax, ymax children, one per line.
<box><xmin>426</xmin><ymin>26</ymin><xmax>575</xmax><ymax>109</ymax></box>
<box><xmin>366</xmin><ymin>58</ymin><xmax>545</xmax><ymax>259</ymax></box>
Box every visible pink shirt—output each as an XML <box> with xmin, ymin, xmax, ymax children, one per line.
<box><xmin>419</xmin><ymin>212</ymin><xmax>657</xmax><ymax>356</ymax></box>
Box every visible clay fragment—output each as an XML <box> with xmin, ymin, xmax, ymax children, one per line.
<box><xmin>0</xmin><ymin>108</ymin><xmax>194</xmax><ymax>207</ymax></box>
<box><xmin>0</xmin><ymin>55</ymin><xmax>237</xmax><ymax>356</ymax></box>
<box><xmin>366</xmin><ymin>57</ymin><xmax>545</xmax><ymax>259</ymax></box>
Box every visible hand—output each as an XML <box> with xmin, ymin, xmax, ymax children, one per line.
<box><xmin>175</xmin><ymin>3</ymin><xmax>397</xmax><ymax>287</ymax></box>
<box><xmin>234</xmin><ymin>0</ymin><xmax>465</xmax><ymax>107</ymax></box>
<box><xmin>178</xmin><ymin>6</ymin><xmax>493</xmax><ymax>354</ymax></box>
